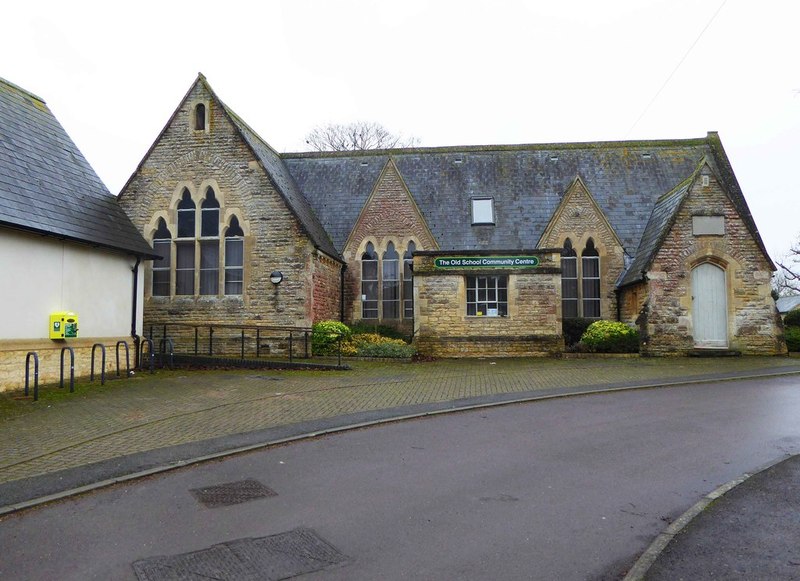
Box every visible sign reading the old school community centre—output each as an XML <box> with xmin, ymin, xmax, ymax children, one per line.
<box><xmin>434</xmin><ymin>256</ymin><xmax>540</xmax><ymax>269</ymax></box>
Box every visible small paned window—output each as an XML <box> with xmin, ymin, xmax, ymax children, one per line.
<box><xmin>581</xmin><ymin>239</ymin><xmax>601</xmax><ymax>318</ymax></box>
<box><xmin>466</xmin><ymin>275</ymin><xmax>507</xmax><ymax>317</ymax></box>
<box><xmin>382</xmin><ymin>243</ymin><xmax>400</xmax><ymax>319</ymax></box>
<box><xmin>175</xmin><ymin>241</ymin><xmax>195</xmax><ymax>295</ymax></box>
<box><xmin>561</xmin><ymin>239</ymin><xmax>578</xmax><ymax>318</ymax></box>
<box><xmin>471</xmin><ymin>198</ymin><xmax>495</xmax><ymax>225</ymax></box>
<box><xmin>195</xmin><ymin>103</ymin><xmax>206</xmax><ymax>131</ymax></box>
<box><xmin>361</xmin><ymin>243</ymin><xmax>379</xmax><ymax>319</ymax></box>
<box><xmin>224</xmin><ymin>217</ymin><xmax>244</xmax><ymax>295</ymax></box>
<box><xmin>152</xmin><ymin>218</ymin><xmax>172</xmax><ymax>297</ymax></box>
<box><xmin>201</xmin><ymin>188</ymin><xmax>220</xmax><ymax>237</ymax></box>
<box><xmin>403</xmin><ymin>242</ymin><xmax>416</xmax><ymax>319</ymax></box>
<box><xmin>177</xmin><ymin>189</ymin><xmax>196</xmax><ymax>238</ymax></box>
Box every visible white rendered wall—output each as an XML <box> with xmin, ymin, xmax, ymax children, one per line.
<box><xmin>1</xmin><ymin>229</ymin><xmax>144</xmax><ymax>340</ymax></box>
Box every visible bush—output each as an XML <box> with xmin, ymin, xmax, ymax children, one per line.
<box><xmin>786</xmin><ymin>327</ymin><xmax>800</xmax><ymax>352</ymax></box>
<box><xmin>562</xmin><ymin>317</ymin><xmax>595</xmax><ymax>347</ymax></box>
<box><xmin>311</xmin><ymin>320</ymin><xmax>352</xmax><ymax>355</ymax></box>
<box><xmin>579</xmin><ymin>320</ymin><xmax>640</xmax><ymax>353</ymax></box>
<box><xmin>784</xmin><ymin>309</ymin><xmax>800</xmax><ymax>327</ymax></box>
<box><xmin>345</xmin><ymin>333</ymin><xmax>416</xmax><ymax>358</ymax></box>
<box><xmin>349</xmin><ymin>322</ymin><xmax>409</xmax><ymax>342</ymax></box>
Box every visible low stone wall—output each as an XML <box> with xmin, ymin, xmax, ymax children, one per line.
<box><xmin>0</xmin><ymin>337</ymin><xmax>134</xmax><ymax>393</ymax></box>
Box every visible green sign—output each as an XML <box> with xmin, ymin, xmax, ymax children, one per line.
<box><xmin>434</xmin><ymin>256</ymin><xmax>540</xmax><ymax>269</ymax></box>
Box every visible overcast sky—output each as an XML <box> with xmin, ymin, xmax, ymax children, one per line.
<box><xmin>3</xmin><ymin>0</ymin><xmax>798</xmax><ymax>259</ymax></box>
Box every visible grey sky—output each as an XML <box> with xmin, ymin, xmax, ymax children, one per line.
<box><xmin>3</xmin><ymin>0</ymin><xmax>798</xmax><ymax>258</ymax></box>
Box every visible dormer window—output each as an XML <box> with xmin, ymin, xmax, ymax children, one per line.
<box><xmin>194</xmin><ymin>103</ymin><xmax>206</xmax><ymax>131</ymax></box>
<box><xmin>471</xmin><ymin>198</ymin><xmax>495</xmax><ymax>225</ymax></box>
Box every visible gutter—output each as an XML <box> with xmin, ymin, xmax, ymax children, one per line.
<box><xmin>131</xmin><ymin>257</ymin><xmax>141</xmax><ymax>369</ymax></box>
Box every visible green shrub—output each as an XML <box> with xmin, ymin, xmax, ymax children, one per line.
<box><xmin>786</xmin><ymin>327</ymin><xmax>800</xmax><ymax>352</ymax></box>
<box><xmin>311</xmin><ymin>320</ymin><xmax>352</xmax><ymax>355</ymax></box>
<box><xmin>579</xmin><ymin>320</ymin><xmax>640</xmax><ymax>353</ymax></box>
<box><xmin>345</xmin><ymin>333</ymin><xmax>416</xmax><ymax>358</ymax></box>
<box><xmin>562</xmin><ymin>318</ymin><xmax>595</xmax><ymax>347</ymax></box>
<box><xmin>784</xmin><ymin>309</ymin><xmax>800</xmax><ymax>327</ymax></box>
<box><xmin>349</xmin><ymin>322</ymin><xmax>409</xmax><ymax>342</ymax></box>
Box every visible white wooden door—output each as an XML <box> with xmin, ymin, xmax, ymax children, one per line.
<box><xmin>691</xmin><ymin>262</ymin><xmax>728</xmax><ymax>348</ymax></box>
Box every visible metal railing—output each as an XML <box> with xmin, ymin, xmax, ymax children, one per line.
<box><xmin>147</xmin><ymin>322</ymin><xmax>315</xmax><ymax>362</ymax></box>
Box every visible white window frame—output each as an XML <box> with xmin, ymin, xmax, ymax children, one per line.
<box><xmin>471</xmin><ymin>198</ymin><xmax>495</xmax><ymax>225</ymax></box>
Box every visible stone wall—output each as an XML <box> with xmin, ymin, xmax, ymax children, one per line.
<box><xmin>118</xmin><ymin>80</ymin><xmax>326</xmax><ymax>339</ymax></box>
<box><xmin>313</xmin><ymin>253</ymin><xmax>342</xmax><ymax>322</ymax></box>
<box><xmin>538</xmin><ymin>177</ymin><xmax>626</xmax><ymax>320</ymax></box>
<box><xmin>342</xmin><ymin>160</ymin><xmax>438</xmax><ymax>324</ymax></box>
<box><xmin>413</xmin><ymin>251</ymin><xmax>563</xmax><ymax>357</ymax></box>
<box><xmin>641</xmin><ymin>168</ymin><xmax>785</xmax><ymax>355</ymax></box>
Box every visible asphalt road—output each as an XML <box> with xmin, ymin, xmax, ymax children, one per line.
<box><xmin>1</xmin><ymin>375</ymin><xmax>799</xmax><ymax>580</ymax></box>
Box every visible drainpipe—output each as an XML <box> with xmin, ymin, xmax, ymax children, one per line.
<box><xmin>131</xmin><ymin>256</ymin><xmax>141</xmax><ymax>369</ymax></box>
<box><xmin>339</xmin><ymin>262</ymin><xmax>347</xmax><ymax>323</ymax></box>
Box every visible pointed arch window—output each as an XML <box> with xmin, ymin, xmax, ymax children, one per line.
<box><xmin>382</xmin><ymin>243</ymin><xmax>400</xmax><ymax>319</ymax></box>
<box><xmin>199</xmin><ymin>189</ymin><xmax>220</xmax><ymax>295</ymax></box>
<box><xmin>403</xmin><ymin>242</ymin><xmax>416</xmax><ymax>319</ymax></box>
<box><xmin>361</xmin><ymin>243</ymin><xmax>379</xmax><ymax>318</ymax></box>
<box><xmin>152</xmin><ymin>218</ymin><xmax>172</xmax><ymax>297</ymax></box>
<box><xmin>582</xmin><ymin>239</ymin><xmax>601</xmax><ymax>318</ymax></box>
<box><xmin>201</xmin><ymin>188</ymin><xmax>220</xmax><ymax>236</ymax></box>
<box><xmin>224</xmin><ymin>216</ymin><xmax>244</xmax><ymax>295</ymax></box>
<box><xmin>561</xmin><ymin>239</ymin><xmax>578</xmax><ymax>318</ymax></box>
<box><xmin>177</xmin><ymin>189</ymin><xmax>196</xmax><ymax>238</ymax></box>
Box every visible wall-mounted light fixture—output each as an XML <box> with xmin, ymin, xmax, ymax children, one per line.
<box><xmin>270</xmin><ymin>271</ymin><xmax>284</xmax><ymax>285</ymax></box>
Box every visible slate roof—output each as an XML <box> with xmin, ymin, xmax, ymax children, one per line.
<box><xmin>285</xmin><ymin>139</ymin><xmax>710</xmax><ymax>255</ymax></box>
<box><xmin>200</xmin><ymin>78</ymin><xmax>340</xmax><ymax>260</ymax></box>
<box><xmin>617</xmin><ymin>179</ymin><xmax>691</xmax><ymax>287</ymax></box>
<box><xmin>0</xmin><ymin>78</ymin><xmax>155</xmax><ymax>257</ymax></box>
<box><xmin>285</xmin><ymin>134</ymin><xmax>772</xmax><ymax>287</ymax></box>
<box><xmin>776</xmin><ymin>295</ymin><xmax>800</xmax><ymax>314</ymax></box>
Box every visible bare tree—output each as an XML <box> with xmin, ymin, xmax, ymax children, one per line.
<box><xmin>304</xmin><ymin>121</ymin><xmax>419</xmax><ymax>152</ymax></box>
<box><xmin>775</xmin><ymin>236</ymin><xmax>800</xmax><ymax>296</ymax></box>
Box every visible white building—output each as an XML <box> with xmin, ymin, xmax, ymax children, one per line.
<box><xmin>0</xmin><ymin>78</ymin><xmax>155</xmax><ymax>391</ymax></box>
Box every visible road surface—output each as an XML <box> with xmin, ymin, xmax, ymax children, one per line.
<box><xmin>1</xmin><ymin>375</ymin><xmax>799</xmax><ymax>580</ymax></box>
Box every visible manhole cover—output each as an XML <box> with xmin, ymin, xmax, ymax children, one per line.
<box><xmin>190</xmin><ymin>478</ymin><xmax>277</xmax><ymax>508</ymax></box>
<box><xmin>133</xmin><ymin>528</ymin><xmax>348</xmax><ymax>580</ymax></box>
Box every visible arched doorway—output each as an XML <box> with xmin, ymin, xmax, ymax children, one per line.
<box><xmin>691</xmin><ymin>262</ymin><xmax>728</xmax><ymax>348</ymax></box>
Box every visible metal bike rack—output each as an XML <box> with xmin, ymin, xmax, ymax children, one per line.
<box><xmin>159</xmin><ymin>337</ymin><xmax>174</xmax><ymax>369</ymax></box>
<box><xmin>59</xmin><ymin>346</ymin><xmax>75</xmax><ymax>393</ymax></box>
<box><xmin>140</xmin><ymin>338</ymin><xmax>155</xmax><ymax>373</ymax></box>
<box><xmin>91</xmin><ymin>343</ymin><xmax>106</xmax><ymax>385</ymax></box>
<box><xmin>116</xmin><ymin>341</ymin><xmax>130</xmax><ymax>378</ymax></box>
<box><xmin>25</xmin><ymin>351</ymin><xmax>39</xmax><ymax>401</ymax></box>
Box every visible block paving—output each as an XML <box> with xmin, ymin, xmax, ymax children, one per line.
<box><xmin>1</xmin><ymin>356</ymin><xmax>799</xmax><ymax>486</ymax></box>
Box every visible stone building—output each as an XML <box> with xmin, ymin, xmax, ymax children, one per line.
<box><xmin>118</xmin><ymin>74</ymin><xmax>785</xmax><ymax>357</ymax></box>
<box><xmin>0</xmin><ymin>78</ymin><xmax>156</xmax><ymax>391</ymax></box>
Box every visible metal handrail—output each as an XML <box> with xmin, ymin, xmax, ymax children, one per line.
<box><xmin>147</xmin><ymin>321</ymin><xmax>317</xmax><ymax>361</ymax></box>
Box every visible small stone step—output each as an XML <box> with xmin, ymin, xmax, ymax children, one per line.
<box><xmin>688</xmin><ymin>349</ymin><xmax>742</xmax><ymax>357</ymax></box>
